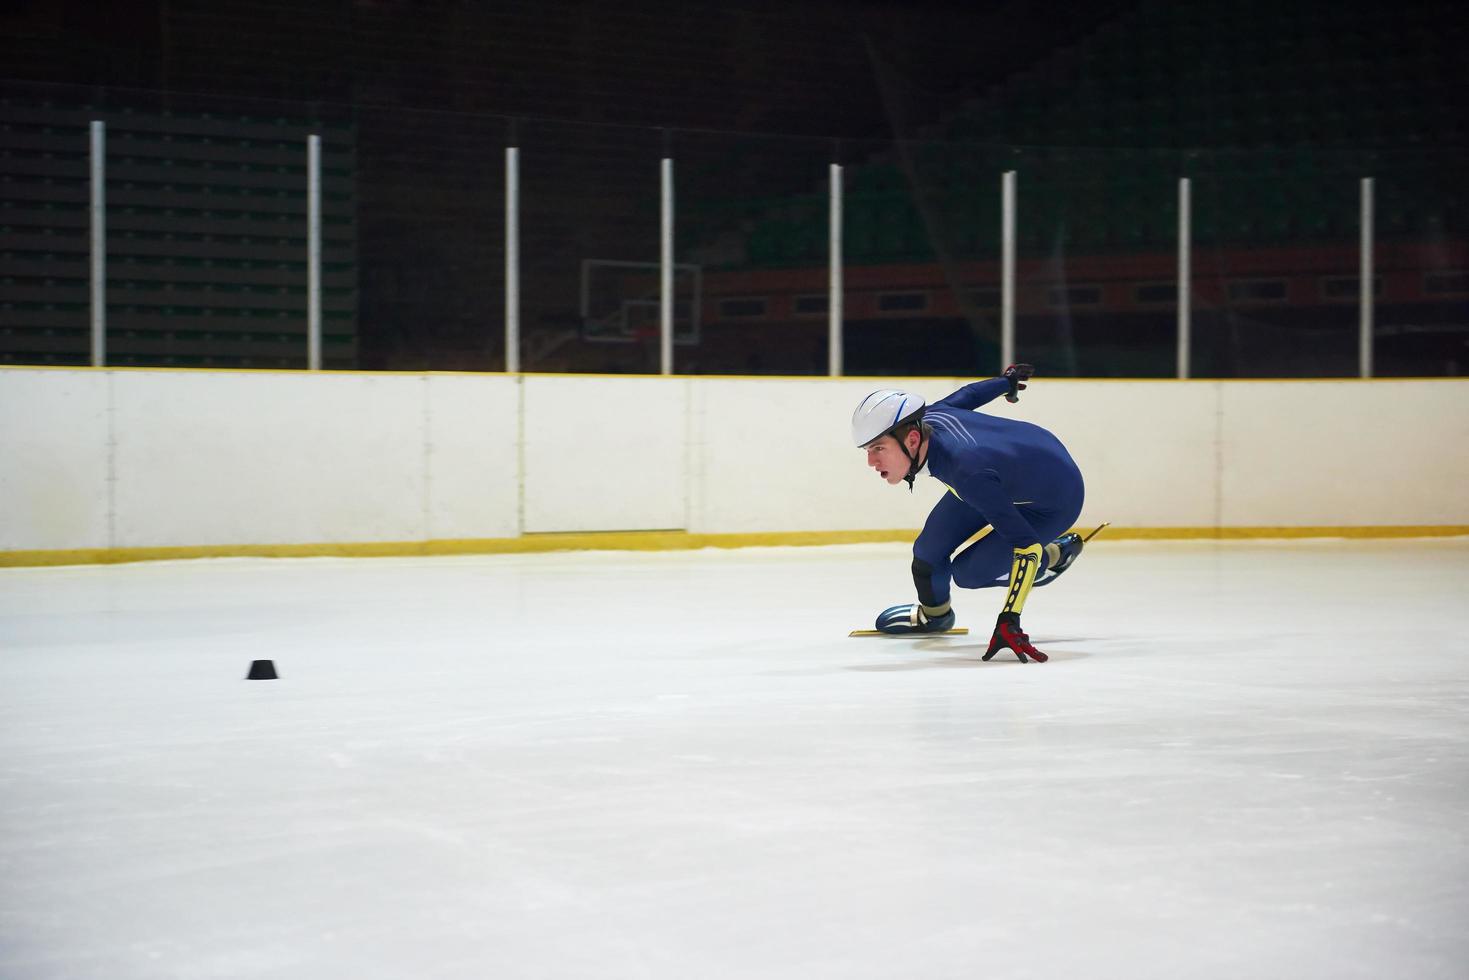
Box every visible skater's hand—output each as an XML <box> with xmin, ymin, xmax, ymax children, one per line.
<box><xmin>1003</xmin><ymin>363</ymin><xmax>1034</xmax><ymax>403</ymax></box>
<box><xmin>983</xmin><ymin>618</ymin><xmax>1048</xmax><ymax>662</ymax></box>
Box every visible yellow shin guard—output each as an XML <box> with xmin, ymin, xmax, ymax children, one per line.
<box><xmin>1001</xmin><ymin>543</ymin><xmax>1044</xmax><ymax>616</ymax></box>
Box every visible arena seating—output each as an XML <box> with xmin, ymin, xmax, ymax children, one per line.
<box><xmin>0</xmin><ymin>92</ymin><xmax>356</xmax><ymax>367</ymax></box>
<box><xmin>721</xmin><ymin>0</ymin><xmax>1462</xmax><ymax>269</ymax></box>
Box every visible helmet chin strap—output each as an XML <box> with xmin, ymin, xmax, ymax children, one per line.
<box><xmin>900</xmin><ymin>431</ymin><xmax>926</xmax><ymax>492</ymax></box>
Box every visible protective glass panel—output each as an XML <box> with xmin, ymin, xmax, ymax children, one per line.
<box><xmin>1189</xmin><ymin>147</ymin><xmax>1362</xmax><ymax>377</ymax></box>
<box><xmin>3</xmin><ymin>81</ymin><xmax>1463</xmax><ymax>379</ymax></box>
<box><xmin>834</xmin><ymin>138</ymin><xmax>1005</xmax><ymax>378</ymax></box>
<box><xmin>672</xmin><ymin>129</ymin><xmax>833</xmax><ymax>375</ymax></box>
<box><xmin>353</xmin><ymin>104</ymin><xmax>503</xmax><ymax>371</ymax></box>
<box><xmin>516</xmin><ymin>119</ymin><xmax>665</xmax><ymax>374</ymax></box>
<box><xmin>1011</xmin><ymin>145</ymin><xmax>1179</xmax><ymax>377</ymax></box>
<box><xmin>1372</xmin><ymin>148</ymin><xmax>1469</xmax><ymax>377</ymax></box>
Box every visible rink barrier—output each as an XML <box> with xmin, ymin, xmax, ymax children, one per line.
<box><xmin>2</xmin><ymin>525</ymin><xmax>1466</xmax><ymax>568</ymax></box>
<box><xmin>4</xmin><ymin>368</ymin><xmax>1467</xmax><ymax>561</ymax></box>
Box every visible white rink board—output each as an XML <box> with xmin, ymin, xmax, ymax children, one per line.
<box><xmin>111</xmin><ymin>371</ymin><xmax>429</xmax><ymax>547</ymax></box>
<box><xmin>424</xmin><ymin>374</ymin><xmax>520</xmax><ymax>540</ymax></box>
<box><xmin>521</xmin><ymin>375</ymin><xmax>687</xmax><ymax>533</ymax></box>
<box><xmin>1219</xmin><ymin>380</ymin><xmax>1469</xmax><ymax>526</ymax></box>
<box><xmin>1022</xmin><ymin>380</ymin><xmax>1222</xmax><ymax>528</ymax></box>
<box><xmin>1</xmin><ymin>368</ymin><xmax>1467</xmax><ymax>555</ymax></box>
<box><xmin>0</xmin><ymin>369</ymin><xmax>111</xmax><ymax>551</ymax></box>
<box><xmin>692</xmin><ymin>377</ymin><xmax>946</xmax><ymax>533</ymax></box>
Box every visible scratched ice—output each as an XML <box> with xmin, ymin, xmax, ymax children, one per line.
<box><xmin>2</xmin><ymin>538</ymin><xmax>1466</xmax><ymax>979</ymax></box>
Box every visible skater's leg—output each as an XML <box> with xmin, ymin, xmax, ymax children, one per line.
<box><xmin>949</xmin><ymin>491</ymin><xmax>1084</xmax><ymax>591</ymax></box>
<box><xmin>1024</xmin><ymin>488</ymin><xmax>1088</xmax><ymax>587</ymax></box>
<box><xmin>910</xmin><ymin>493</ymin><xmax>987</xmax><ymax>612</ymax></box>
<box><xmin>949</xmin><ymin>531</ymin><xmax>1016</xmax><ymax>590</ymax></box>
<box><xmin>875</xmin><ymin>495</ymin><xmax>986</xmax><ymax>634</ymax></box>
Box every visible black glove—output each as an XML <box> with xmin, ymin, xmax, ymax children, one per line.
<box><xmin>1003</xmin><ymin>363</ymin><xmax>1034</xmax><ymax>403</ymax></box>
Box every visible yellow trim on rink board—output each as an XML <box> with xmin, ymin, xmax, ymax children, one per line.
<box><xmin>1</xmin><ymin>526</ymin><xmax>1466</xmax><ymax>568</ymax></box>
<box><xmin>0</xmin><ymin>530</ymin><xmax>918</xmax><ymax>568</ymax></box>
<box><xmin>1093</xmin><ymin>526</ymin><xmax>1469</xmax><ymax>540</ymax></box>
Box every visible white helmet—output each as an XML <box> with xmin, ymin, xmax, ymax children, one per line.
<box><xmin>852</xmin><ymin>390</ymin><xmax>928</xmax><ymax>490</ymax></box>
<box><xmin>852</xmin><ymin>389</ymin><xmax>926</xmax><ymax>448</ymax></box>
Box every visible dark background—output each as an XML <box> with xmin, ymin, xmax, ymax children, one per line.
<box><xmin>1</xmin><ymin>0</ymin><xmax>1463</xmax><ymax>376</ymax></box>
<box><xmin>1</xmin><ymin>0</ymin><xmax>1131</xmax><ymax>138</ymax></box>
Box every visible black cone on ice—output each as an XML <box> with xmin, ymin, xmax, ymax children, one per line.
<box><xmin>247</xmin><ymin>659</ymin><xmax>278</xmax><ymax>680</ymax></box>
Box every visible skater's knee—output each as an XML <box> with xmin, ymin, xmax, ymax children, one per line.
<box><xmin>951</xmin><ymin>564</ymin><xmax>993</xmax><ymax>589</ymax></box>
<box><xmin>910</xmin><ymin>556</ymin><xmax>948</xmax><ymax>610</ymax></box>
<box><xmin>911</xmin><ymin>538</ymin><xmax>949</xmax><ymax>569</ymax></box>
<box><xmin>950</xmin><ymin>543</ymin><xmax>1012</xmax><ymax>590</ymax></box>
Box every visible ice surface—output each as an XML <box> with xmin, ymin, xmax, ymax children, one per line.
<box><xmin>1</xmin><ymin>539</ymin><xmax>1467</xmax><ymax>979</ymax></box>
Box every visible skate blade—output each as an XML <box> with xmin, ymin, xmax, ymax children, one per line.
<box><xmin>848</xmin><ymin>628</ymin><xmax>970</xmax><ymax>637</ymax></box>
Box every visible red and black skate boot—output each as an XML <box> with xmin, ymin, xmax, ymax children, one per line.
<box><xmin>983</xmin><ymin>613</ymin><xmax>1048</xmax><ymax>663</ymax></box>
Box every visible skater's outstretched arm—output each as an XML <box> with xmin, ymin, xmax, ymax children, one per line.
<box><xmin>933</xmin><ymin>377</ymin><xmax>1009</xmax><ymax>411</ymax></box>
<box><xmin>933</xmin><ymin>364</ymin><xmax>1034</xmax><ymax>411</ymax></box>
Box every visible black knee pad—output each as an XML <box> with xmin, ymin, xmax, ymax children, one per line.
<box><xmin>910</xmin><ymin>557</ymin><xmax>942</xmax><ymax>608</ymax></box>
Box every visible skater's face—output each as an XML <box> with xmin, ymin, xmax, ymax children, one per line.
<box><xmin>865</xmin><ymin>430</ymin><xmax>919</xmax><ymax>485</ymax></box>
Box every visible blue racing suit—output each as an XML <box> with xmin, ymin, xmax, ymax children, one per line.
<box><xmin>911</xmin><ymin>377</ymin><xmax>1085</xmax><ymax>607</ymax></box>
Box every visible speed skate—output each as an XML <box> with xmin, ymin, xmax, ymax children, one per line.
<box><xmin>848</xmin><ymin>627</ymin><xmax>970</xmax><ymax>637</ymax></box>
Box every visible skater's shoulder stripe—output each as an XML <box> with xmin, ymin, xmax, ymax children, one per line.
<box><xmin>925</xmin><ymin>410</ymin><xmax>976</xmax><ymax>446</ymax></box>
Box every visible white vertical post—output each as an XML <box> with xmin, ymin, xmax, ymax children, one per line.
<box><xmin>660</xmin><ymin>156</ymin><xmax>673</xmax><ymax>376</ymax></box>
<box><xmin>1360</xmin><ymin>177</ymin><xmax>1374</xmax><ymax>379</ymax></box>
<box><xmin>307</xmin><ymin>134</ymin><xmax>322</xmax><ymax>371</ymax></box>
<box><xmin>1178</xmin><ymin>177</ymin><xmax>1192</xmax><ymax>379</ymax></box>
<box><xmin>828</xmin><ymin>162</ymin><xmax>843</xmax><ymax>377</ymax></box>
<box><xmin>505</xmin><ymin>146</ymin><xmax>520</xmax><ymax>373</ymax></box>
<box><xmin>1001</xmin><ymin>170</ymin><xmax>1016</xmax><ymax>371</ymax></box>
<box><xmin>89</xmin><ymin>120</ymin><xmax>105</xmax><ymax>366</ymax></box>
